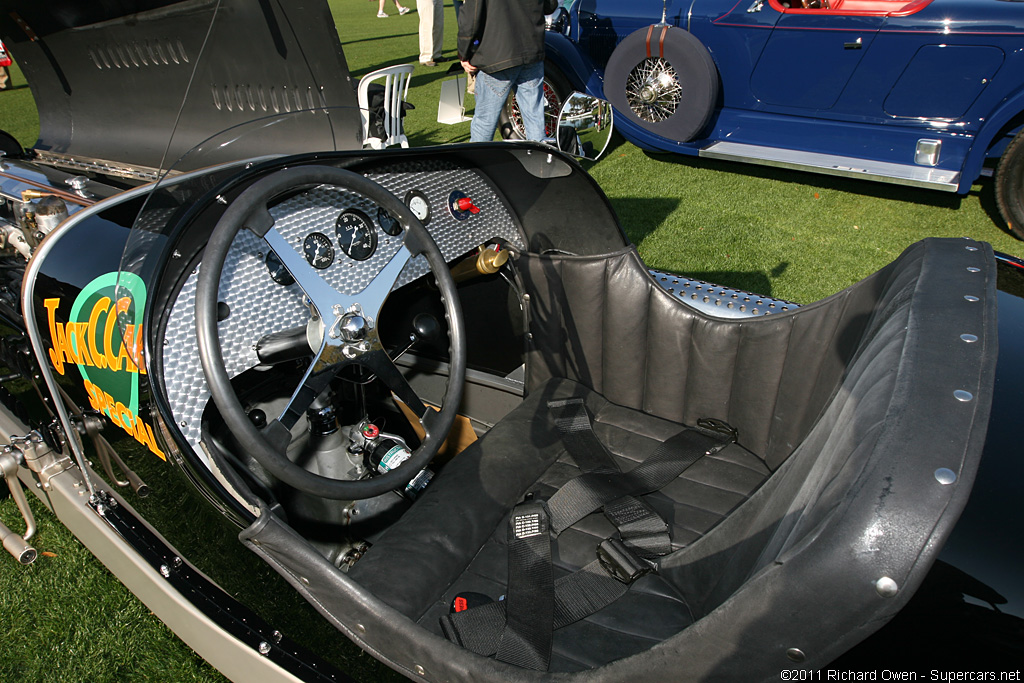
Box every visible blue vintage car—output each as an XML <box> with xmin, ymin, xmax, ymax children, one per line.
<box><xmin>526</xmin><ymin>0</ymin><xmax>1024</xmax><ymax>237</ymax></box>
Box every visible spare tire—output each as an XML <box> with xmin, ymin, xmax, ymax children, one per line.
<box><xmin>603</xmin><ymin>25</ymin><xmax>718</xmax><ymax>142</ymax></box>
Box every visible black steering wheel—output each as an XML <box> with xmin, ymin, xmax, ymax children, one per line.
<box><xmin>195</xmin><ymin>165</ymin><xmax>466</xmax><ymax>500</ymax></box>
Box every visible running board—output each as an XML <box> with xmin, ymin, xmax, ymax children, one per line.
<box><xmin>699</xmin><ymin>142</ymin><xmax>960</xmax><ymax>191</ymax></box>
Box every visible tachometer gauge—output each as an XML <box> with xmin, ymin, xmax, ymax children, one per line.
<box><xmin>404</xmin><ymin>189</ymin><xmax>431</xmax><ymax>225</ymax></box>
<box><xmin>303</xmin><ymin>232</ymin><xmax>335</xmax><ymax>269</ymax></box>
<box><xmin>335</xmin><ymin>209</ymin><xmax>378</xmax><ymax>261</ymax></box>
<box><xmin>265</xmin><ymin>249</ymin><xmax>295</xmax><ymax>285</ymax></box>
<box><xmin>377</xmin><ymin>206</ymin><xmax>402</xmax><ymax>237</ymax></box>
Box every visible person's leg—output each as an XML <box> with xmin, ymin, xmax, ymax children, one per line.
<box><xmin>453</xmin><ymin>0</ymin><xmax>462</xmax><ymax>20</ymax></box>
<box><xmin>417</xmin><ymin>0</ymin><xmax>438</xmax><ymax>62</ymax></box>
<box><xmin>378</xmin><ymin>0</ymin><xmax>388</xmax><ymax>17</ymax></box>
<box><xmin>416</xmin><ymin>0</ymin><xmax>435</xmax><ymax>62</ymax></box>
<box><xmin>431</xmin><ymin>0</ymin><xmax>444</xmax><ymax>61</ymax></box>
<box><xmin>470</xmin><ymin>67</ymin><xmax>517</xmax><ymax>142</ymax></box>
<box><xmin>514</xmin><ymin>62</ymin><xmax>547</xmax><ymax>141</ymax></box>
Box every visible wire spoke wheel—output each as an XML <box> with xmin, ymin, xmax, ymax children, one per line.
<box><xmin>508</xmin><ymin>81</ymin><xmax>562</xmax><ymax>139</ymax></box>
<box><xmin>625</xmin><ymin>57</ymin><xmax>682</xmax><ymax>123</ymax></box>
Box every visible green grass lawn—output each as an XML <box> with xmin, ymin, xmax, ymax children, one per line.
<box><xmin>1</xmin><ymin>1</ymin><xmax>1022</xmax><ymax>681</ymax></box>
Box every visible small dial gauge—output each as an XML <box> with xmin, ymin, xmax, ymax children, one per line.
<box><xmin>377</xmin><ymin>206</ymin><xmax>402</xmax><ymax>237</ymax></box>
<box><xmin>335</xmin><ymin>209</ymin><xmax>378</xmax><ymax>261</ymax></box>
<box><xmin>265</xmin><ymin>249</ymin><xmax>294</xmax><ymax>285</ymax></box>
<box><xmin>404</xmin><ymin>189</ymin><xmax>431</xmax><ymax>225</ymax></box>
<box><xmin>303</xmin><ymin>232</ymin><xmax>335</xmax><ymax>269</ymax></box>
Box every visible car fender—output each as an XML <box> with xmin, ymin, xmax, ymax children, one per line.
<box><xmin>544</xmin><ymin>31</ymin><xmax>605</xmax><ymax>98</ymax></box>
<box><xmin>960</xmin><ymin>86</ymin><xmax>1024</xmax><ymax>193</ymax></box>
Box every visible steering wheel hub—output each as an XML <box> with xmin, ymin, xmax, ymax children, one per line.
<box><xmin>330</xmin><ymin>304</ymin><xmax>372</xmax><ymax>342</ymax></box>
<box><xmin>339</xmin><ymin>313</ymin><xmax>367</xmax><ymax>341</ymax></box>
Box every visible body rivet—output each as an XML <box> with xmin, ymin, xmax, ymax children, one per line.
<box><xmin>934</xmin><ymin>468</ymin><xmax>957</xmax><ymax>485</ymax></box>
<box><xmin>954</xmin><ymin>390</ymin><xmax>973</xmax><ymax>402</ymax></box>
<box><xmin>875</xmin><ymin>577</ymin><xmax>898</xmax><ymax>597</ymax></box>
<box><xmin>960</xmin><ymin>334</ymin><xmax>977</xmax><ymax>343</ymax></box>
<box><xmin>786</xmin><ymin>648</ymin><xmax>805</xmax><ymax>662</ymax></box>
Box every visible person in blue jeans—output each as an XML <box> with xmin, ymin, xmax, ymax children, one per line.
<box><xmin>458</xmin><ymin>0</ymin><xmax>559</xmax><ymax>143</ymax></box>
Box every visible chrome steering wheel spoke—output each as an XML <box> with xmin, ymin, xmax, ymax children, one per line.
<box><xmin>260</xmin><ymin>226</ymin><xmax>415</xmax><ymax>430</ymax></box>
<box><xmin>359</xmin><ymin>349</ymin><xmax>429</xmax><ymax>419</ymax></box>
<box><xmin>196</xmin><ymin>165</ymin><xmax>466</xmax><ymax>500</ymax></box>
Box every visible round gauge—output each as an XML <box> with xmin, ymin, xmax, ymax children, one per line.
<box><xmin>335</xmin><ymin>209</ymin><xmax>378</xmax><ymax>261</ymax></box>
<box><xmin>404</xmin><ymin>189</ymin><xmax>431</xmax><ymax>225</ymax></box>
<box><xmin>265</xmin><ymin>250</ymin><xmax>294</xmax><ymax>285</ymax></box>
<box><xmin>377</xmin><ymin>206</ymin><xmax>402</xmax><ymax>237</ymax></box>
<box><xmin>303</xmin><ymin>232</ymin><xmax>335</xmax><ymax>269</ymax></box>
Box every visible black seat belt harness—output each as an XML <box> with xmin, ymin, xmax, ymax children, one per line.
<box><xmin>495</xmin><ymin>498</ymin><xmax>555</xmax><ymax>670</ymax></box>
<box><xmin>440</xmin><ymin>397</ymin><xmax>737</xmax><ymax>669</ymax></box>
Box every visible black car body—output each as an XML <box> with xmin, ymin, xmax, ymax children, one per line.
<box><xmin>0</xmin><ymin>1</ymin><xmax>1020</xmax><ymax>681</ymax></box>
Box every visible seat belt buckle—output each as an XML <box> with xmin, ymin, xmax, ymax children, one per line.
<box><xmin>596</xmin><ymin>538</ymin><xmax>653</xmax><ymax>584</ymax></box>
<box><xmin>696</xmin><ymin>417</ymin><xmax>738</xmax><ymax>443</ymax></box>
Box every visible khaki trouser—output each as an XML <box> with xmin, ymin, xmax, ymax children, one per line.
<box><xmin>417</xmin><ymin>0</ymin><xmax>443</xmax><ymax>63</ymax></box>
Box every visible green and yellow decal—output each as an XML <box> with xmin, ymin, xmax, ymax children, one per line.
<box><xmin>44</xmin><ymin>272</ymin><xmax>165</xmax><ymax>460</ymax></box>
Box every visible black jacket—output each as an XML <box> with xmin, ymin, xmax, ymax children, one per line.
<box><xmin>458</xmin><ymin>0</ymin><xmax>559</xmax><ymax>74</ymax></box>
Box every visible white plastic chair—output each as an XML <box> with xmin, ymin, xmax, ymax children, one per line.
<box><xmin>357</xmin><ymin>64</ymin><xmax>414</xmax><ymax>150</ymax></box>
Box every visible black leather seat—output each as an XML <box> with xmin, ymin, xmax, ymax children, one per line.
<box><xmin>337</xmin><ymin>238</ymin><xmax>996</xmax><ymax>677</ymax></box>
<box><xmin>351</xmin><ymin>377</ymin><xmax>771</xmax><ymax>671</ymax></box>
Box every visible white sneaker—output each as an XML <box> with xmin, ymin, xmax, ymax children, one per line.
<box><xmin>398</xmin><ymin>6</ymin><xmax>410</xmax><ymax>14</ymax></box>
<box><xmin>377</xmin><ymin>11</ymin><xmax>388</xmax><ymax>17</ymax></box>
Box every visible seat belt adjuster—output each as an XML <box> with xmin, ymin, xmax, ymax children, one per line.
<box><xmin>597</xmin><ymin>537</ymin><xmax>653</xmax><ymax>584</ymax></box>
<box><xmin>511</xmin><ymin>501</ymin><xmax>549</xmax><ymax>540</ymax></box>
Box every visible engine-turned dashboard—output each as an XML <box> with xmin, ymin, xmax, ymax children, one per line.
<box><xmin>161</xmin><ymin>159</ymin><xmax>527</xmax><ymax>458</ymax></box>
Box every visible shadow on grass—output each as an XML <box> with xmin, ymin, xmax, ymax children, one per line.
<box><xmin>973</xmin><ymin>172</ymin><xmax>1016</xmax><ymax>239</ymax></box>
<box><xmin>575</xmin><ymin>133</ymin><xmax>630</xmax><ymax>173</ymax></box>
<box><xmin>580</xmin><ymin>132</ymin><xmax>628</xmax><ymax>159</ymax></box>
<box><xmin>347</xmin><ymin>52</ymin><xmax>460</xmax><ymax>83</ymax></box>
<box><xmin>342</xmin><ymin>31</ymin><xmax>418</xmax><ymax>46</ymax></box>
<box><xmin>642</xmin><ymin>150</ymin><xmax>970</xmax><ymax>210</ymax></box>
<box><xmin>612</xmin><ymin>196</ymin><xmax>791</xmax><ymax>297</ymax></box>
<box><xmin>612</xmin><ymin>196</ymin><xmax>681</xmax><ymax>243</ymax></box>
<box><xmin>350</xmin><ymin>56</ymin><xmax>420</xmax><ymax>78</ymax></box>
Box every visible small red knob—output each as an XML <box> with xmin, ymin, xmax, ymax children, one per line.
<box><xmin>456</xmin><ymin>197</ymin><xmax>480</xmax><ymax>214</ymax></box>
<box><xmin>362</xmin><ymin>424</ymin><xmax>380</xmax><ymax>439</ymax></box>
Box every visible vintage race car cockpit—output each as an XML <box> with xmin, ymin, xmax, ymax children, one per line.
<box><xmin>19</xmin><ymin>111</ymin><xmax>1006</xmax><ymax>677</ymax></box>
<box><xmin>1</xmin><ymin>1</ymin><xmax>1020</xmax><ymax>680</ymax></box>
